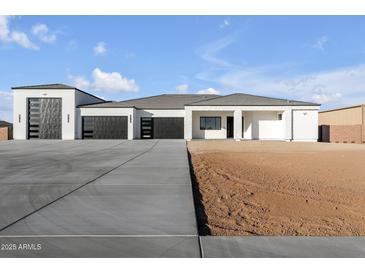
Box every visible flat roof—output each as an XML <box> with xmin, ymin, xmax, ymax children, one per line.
<box><xmin>12</xmin><ymin>83</ymin><xmax>105</xmax><ymax>102</ymax></box>
<box><xmin>12</xmin><ymin>83</ymin><xmax>76</xmax><ymax>90</ymax></box>
<box><xmin>319</xmin><ymin>104</ymin><xmax>364</xmax><ymax>113</ymax></box>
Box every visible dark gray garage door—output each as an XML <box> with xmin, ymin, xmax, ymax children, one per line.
<box><xmin>28</xmin><ymin>98</ymin><xmax>62</xmax><ymax>139</ymax></box>
<box><xmin>82</xmin><ymin>116</ymin><xmax>128</xmax><ymax>139</ymax></box>
<box><xmin>153</xmin><ymin>117</ymin><xmax>184</xmax><ymax>139</ymax></box>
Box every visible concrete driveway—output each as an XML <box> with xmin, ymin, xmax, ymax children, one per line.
<box><xmin>0</xmin><ymin>140</ymin><xmax>200</xmax><ymax>257</ymax></box>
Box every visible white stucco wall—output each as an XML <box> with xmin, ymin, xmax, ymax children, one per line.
<box><xmin>79</xmin><ymin>107</ymin><xmax>135</xmax><ymax>140</ymax></box>
<box><xmin>191</xmin><ymin>111</ymin><xmax>233</xmax><ymax>139</ymax></box>
<box><xmin>292</xmin><ymin>110</ymin><xmax>318</xmax><ymax>141</ymax></box>
<box><xmin>186</xmin><ymin>105</ymin><xmax>319</xmax><ymax>141</ymax></box>
<box><xmin>74</xmin><ymin>90</ymin><xmax>104</xmax><ymax>139</ymax></box>
<box><xmin>13</xmin><ymin>88</ymin><xmax>76</xmax><ymax>140</ymax></box>
<box><xmin>248</xmin><ymin>111</ymin><xmax>284</xmax><ymax>140</ymax></box>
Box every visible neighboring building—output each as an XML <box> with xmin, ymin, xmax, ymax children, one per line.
<box><xmin>12</xmin><ymin>83</ymin><xmax>320</xmax><ymax>141</ymax></box>
<box><xmin>0</xmin><ymin>120</ymin><xmax>13</xmax><ymax>140</ymax></box>
<box><xmin>319</xmin><ymin>104</ymin><xmax>365</xmax><ymax>143</ymax></box>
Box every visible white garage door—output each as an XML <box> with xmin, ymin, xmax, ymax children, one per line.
<box><xmin>292</xmin><ymin>110</ymin><xmax>318</xmax><ymax>141</ymax></box>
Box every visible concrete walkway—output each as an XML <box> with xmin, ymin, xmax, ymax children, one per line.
<box><xmin>0</xmin><ymin>140</ymin><xmax>200</xmax><ymax>257</ymax></box>
<box><xmin>200</xmin><ymin>236</ymin><xmax>365</xmax><ymax>258</ymax></box>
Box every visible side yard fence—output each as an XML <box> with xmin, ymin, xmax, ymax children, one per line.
<box><xmin>0</xmin><ymin>126</ymin><xmax>13</xmax><ymax>140</ymax></box>
<box><xmin>318</xmin><ymin>124</ymin><xmax>365</xmax><ymax>144</ymax></box>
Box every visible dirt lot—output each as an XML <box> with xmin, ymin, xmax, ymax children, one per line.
<box><xmin>188</xmin><ymin>141</ymin><xmax>365</xmax><ymax>236</ymax></box>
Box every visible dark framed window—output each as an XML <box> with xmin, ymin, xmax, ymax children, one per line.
<box><xmin>200</xmin><ymin>117</ymin><xmax>221</xmax><ymax>130</ymax></box>
<box><xmin>278</xmin><ymin>113</ymin><xmax>283</xmax><ymax>120</ymax></box>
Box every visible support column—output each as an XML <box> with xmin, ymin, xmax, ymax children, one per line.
<box><xmin>127</xmin><ymin>110</ymin><xmax>134</xmax><ymax>140</ymax></box>
<box><xmin>283</xmin><ymin>109</ymin><xmax>292</xmax><ymax>141</ymax></box>
<box><xmin>184</xmin><ymin>109</ymin><xmax>192</xmax><ymax>140</ymax></box>
<box><xmin>234</xmin><ymin>110</ymin><xmax>242</xmax><ymax>140</ymax></box>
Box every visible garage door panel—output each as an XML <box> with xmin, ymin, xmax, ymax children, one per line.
<box><xmin>39</xmin><ymin>98</ymin><xmax>62</xmax><ymax>139</ymax></box>
<box><xmin>28</xmin><ymin>98</ymin><xmax>62</xmax><ymax>139</ymax></box>
<box><xmin>82</xmin><ymin>116</ymin><xmax>128</xmax><ymax>139</ymax></box>
<box><xmin>153</xmin><ymin>117</ymin><xmax>184</xmax><ymax>139</ymax></box>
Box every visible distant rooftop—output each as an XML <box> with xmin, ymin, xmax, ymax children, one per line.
<box><xmin>0</xmin><ymin>120</ymin><xmax>12</xmax><ymax>127</ymax></box>
<box><xmin>319</xmin><ymin>103</ymin><xmax>364</xmax><ymax>113</ymax></box>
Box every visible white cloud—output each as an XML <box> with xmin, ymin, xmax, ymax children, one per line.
<box><xmin>0</xmin><ymin>16</ymin><xmax>39</xmax><ymax>50</ymax></box>
<box><xmin>312</xmin><ymin>35</ymin><xmax>328</xmax><ymax>51</ymax></box>
<box><xmin>10</xmin><ymin>31</ymin><xmax>39</xmax><ymax>50</ymax></box>
<box><xmin>199</xmin><ymin>63</ymin><xmax>365</xmax><ymax>106</ymax></box>
<box><xmin>68</xmin><ymin>68</ymin><xmax>139</xmax><ymax>93</ymax></box>
<box><xmin>219</xmin><ymin>19</ymin><xmax>230</xmax><ymax>29</ymax></box>
<box><xmin>67</xmin><ymin>74</ymin><xmax>90</xmax><ymax>91</ymax></box>
<box><xmin>94</xmin><ymin>42</ymin><xmax>107</xmax><ymax>56</ymax></box>
<box><xmin>312</xmin><ymin>92</ymin><xmax>342</xmax><ymax>104</ymax></box>
<box><xmin>196</xmin><ymin>34</ymin><xmax>362</xmax><ymax>106</ymax></box>
<box><xmin>196</xmin><ymin>88</ymin><xmax>220</xmax><ymax>95</ymax></box>
<box><xmin>198</xmin><ymin>35</ymin><xmax>236</xmax><ymax>67</ymax></box>
<box><xmin>0</xmin><ymin>16</ymin><xmax>10</xmax><ymax>41</ymax></box>
<box><xmin>0</xmin><ymin>91</ymin><xmax>13</xmax><ymax>122</ymax></box>
<box><xmin>92</xmin><ymin>68</ymin><xmax>138</xmax><ymax>92</ymax></box>
<box><xmin>31</xmin><ymin>23</ymin><xmax>56</xmax><ymax>43</ymax></box>
<box><xmin>175</xmin><ymin>84</ymin><xmax>189</xmax><ymax>94</ymax></box>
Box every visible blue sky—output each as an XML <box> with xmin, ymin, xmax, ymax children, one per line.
<box><xmin>1</xmin><ymin>16</ymin><xmax>365</xmax><ymax>121</ymax></box>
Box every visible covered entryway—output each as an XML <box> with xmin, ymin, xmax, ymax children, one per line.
<box><xmin>28</xmin><ymin>98</ymin><xmax>62</xmax><ymax>139</ymax></box>
<box><xmin>82</xmin><ymin>116</ymin><xmax>128</xmax><ymax>139</ymax></box>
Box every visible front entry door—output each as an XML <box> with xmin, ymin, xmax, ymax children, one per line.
<box><xmin>227</xmin><ymin>116</ymin><xmax>234</xmax><ymax>138</ymax></box>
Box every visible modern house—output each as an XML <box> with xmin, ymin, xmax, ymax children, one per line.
<box><xmin>319</xmin><ymin>104</ymin><xmax>365</xmax><ymax>143</ymax></box>
<box><xmin>12</xmin><ymin>84</ymin><xmax>320</xmax><ymax>141</ymax></box>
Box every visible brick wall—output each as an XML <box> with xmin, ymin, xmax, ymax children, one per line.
<box><xmin>0</xmin><ymin>127</ymin><xmax>10</xmax><ymax>140</ymax></box>
<box><xmin>319</xmin><ymin>124</ymin><xmax>365</xmax><ymax>144</ymax></box>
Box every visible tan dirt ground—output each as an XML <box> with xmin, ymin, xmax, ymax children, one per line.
<box><xmin>187</xmin><ymin>141</ymin><xmax>365</xmax><ymax>236</ymax></box>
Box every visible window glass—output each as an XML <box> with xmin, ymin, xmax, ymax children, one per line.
<box><xmin>200</xmin><ymin>117</ymin><xmax>221</xmax><ymax>130</ymax></box>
